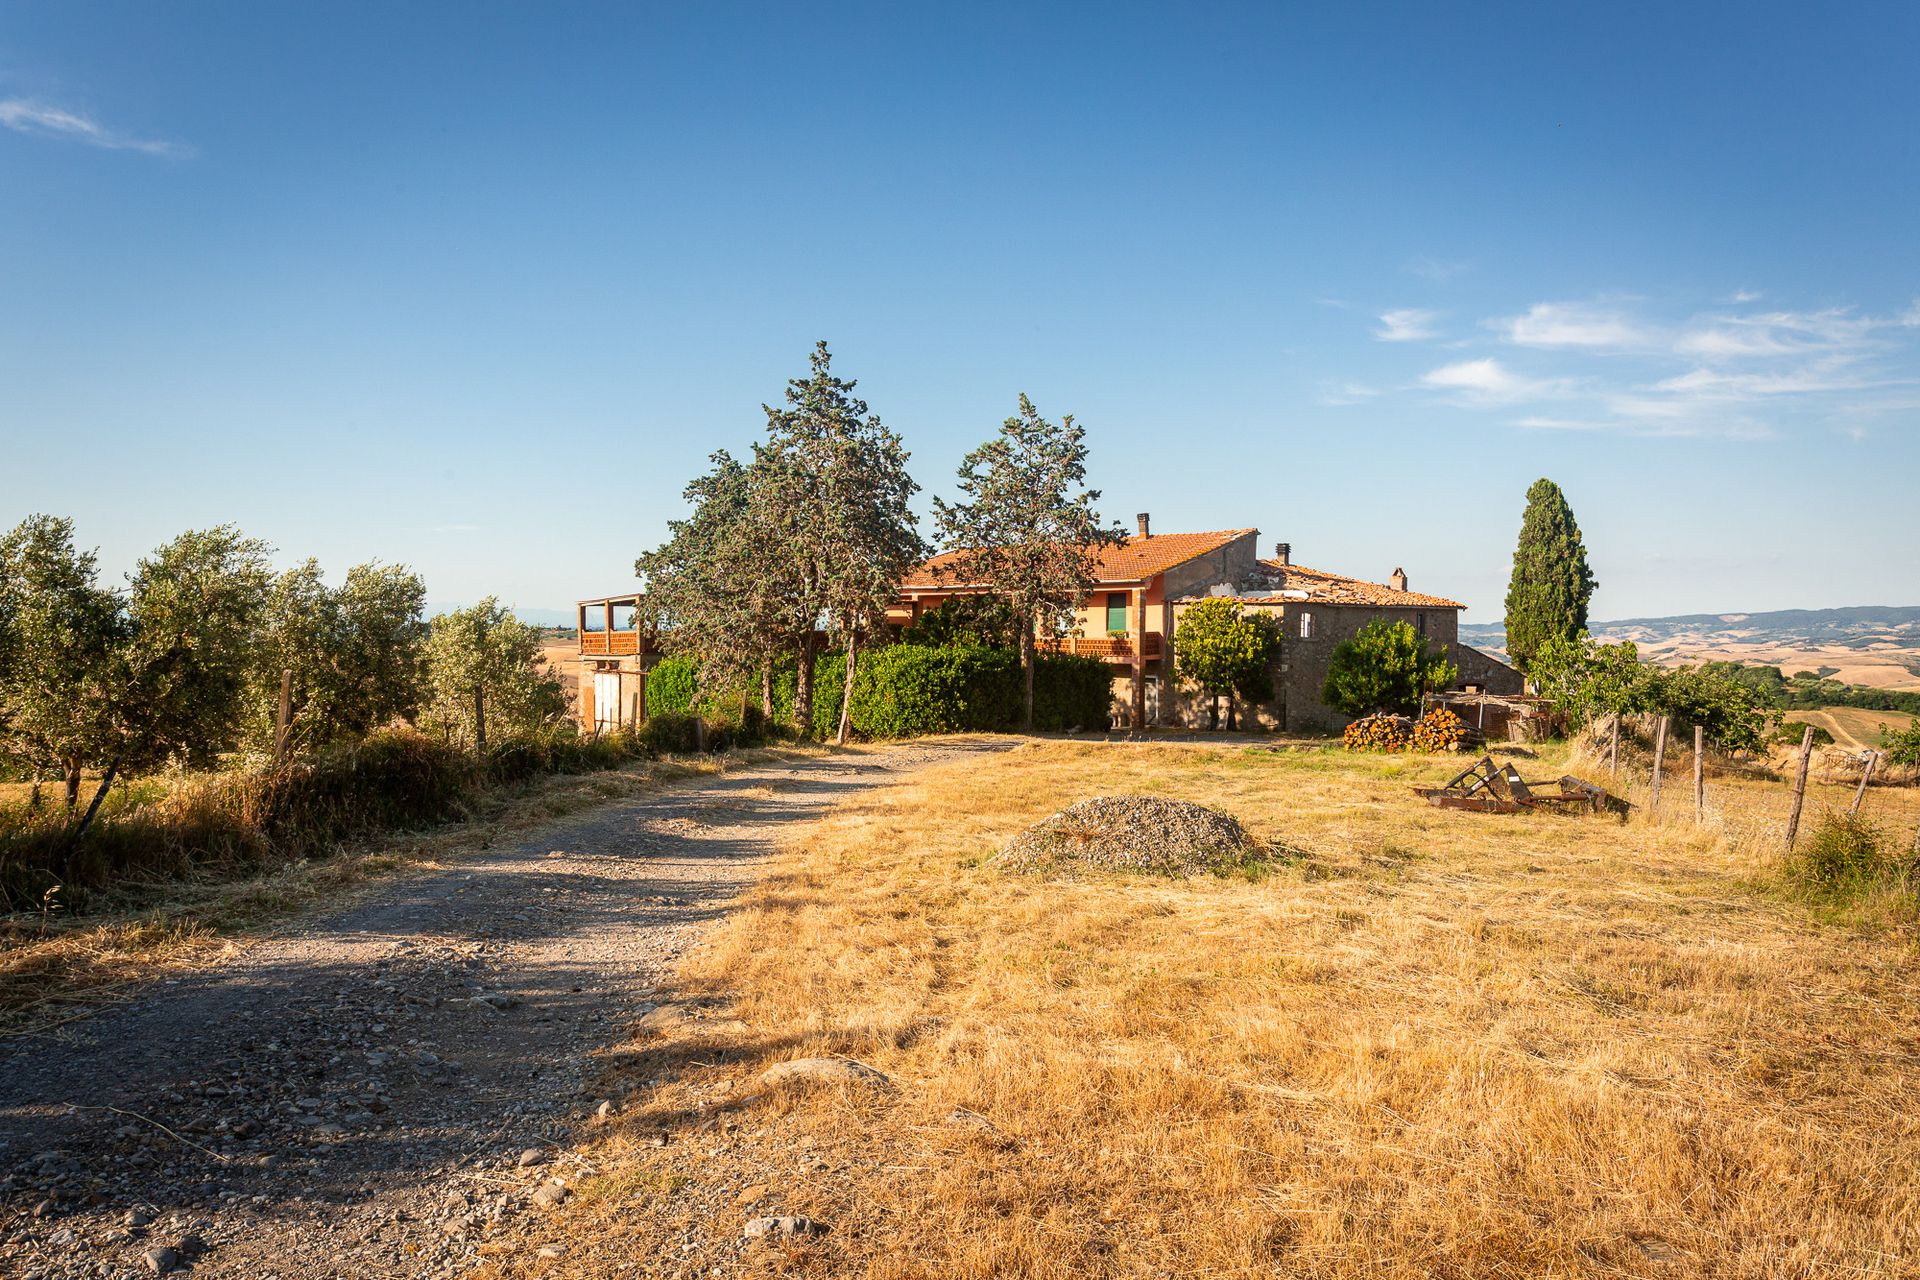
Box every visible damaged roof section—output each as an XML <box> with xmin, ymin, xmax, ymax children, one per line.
<box><xmin>1199</xmin><ymin>559</ymin><xmax>1465</xmax><ymax>610</ymax></box>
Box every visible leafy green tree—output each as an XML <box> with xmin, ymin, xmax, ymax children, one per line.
<box><xmin>249</xmin><ymin>558</ymin><xmax>427</xmax><ymax>753</ymax></box>
<box><xmin>638</xmin><ymin>451</ymin><xmax>798</xmax><ymax>723</ymax></box>
<box><xmin>0</xmin><ymin>516</ymin><xmax>124</xmax><ymax>809</ymax></box>
<box><xmin>1882</xmin><ymin>719</ymin><xmax>1920</xmax><ymax>768</ymax></box>
<box><xmin>1503</xmin><ymin>478</ymin><xmax>1598</xmax><ymax>672</ymax></box>
<box><xmin>1322</xmin><ymin>620</ymin><xmax>1458</xmax><ymax>718</ymax></box>
<box><xmin>1174</xmin><ymin>598</ymin><xmax>1282</xmax><ymax>730</ymax></box>
<box><xmin>1650</xmin><ymin>663</ymin><xmax>1770</xmax><ymax>754</ymax></box>
<box><xmin>1529</xmin><ymin>634</ymin><xmax>1658</xmax><ymax>727</ymax></box>
<box><xmin>117</xmin><ymin>525</ymin><xmax>274</xmax><ymax>772</ymax></box>
<box><xmin>932</xmin><ymin>394</ymin><xmax>1125</xmax><ymax>730</ymax></box>
<box><xmin>421</xmin><ymin>599</ymin><xmax>566</xmax><ymax>747</ymax></box>
<box><xmin>752</xmin><ymin>343</ymin><xmax>924</xmax><ymax>743</ymax></box>
<box><xmin>900</xmin><ymin>596</ymin><xmax>1018</xmax><ymax>649</ymax></box>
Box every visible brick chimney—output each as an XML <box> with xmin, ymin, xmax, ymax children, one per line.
<box><xmin>1389</xmin><ymin>567</ymin><xmax>1408</xmax><ymax>592</ymax></box>
<box><xmin>1136</xmin><ymin>512</ymin><xmax>1151</xmax><ymax>539</ymax></box>
<box><xmin>1274</xmin><ymin>542</ymin><xmax>1291</xmax><ymax>566</ymax></box>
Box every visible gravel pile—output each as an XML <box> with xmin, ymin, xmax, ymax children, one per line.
<box><xmin>997</xmin><ymin>795</ymin><xmax>1259</xmax><ymax>875</ymax></box>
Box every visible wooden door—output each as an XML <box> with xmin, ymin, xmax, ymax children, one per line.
<box><xmin>594</xmin><ymin>672</ymin><xmax>622</xmax><ymax>730</ymax></box>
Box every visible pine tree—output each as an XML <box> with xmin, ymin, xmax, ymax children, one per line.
<box><xmin>1503</xmin><ymin>478</ymin><xmax>1597</xmax><ymax>672</ymax></box>
<box><xmin>750</xmin><ymin>342</ymin><xmax>923</xmax><ymax>741</ymax></box>
<box><xmin>933</xmin><ymin>395</ymin><xmax>1125</xmax><ymax>731</ymax></box>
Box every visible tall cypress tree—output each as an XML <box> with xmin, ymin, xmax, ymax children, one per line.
<box><xmin>1503</xmin><ymin>478</ymin><xmax>1597</xmax><ymax>672</ymax></box>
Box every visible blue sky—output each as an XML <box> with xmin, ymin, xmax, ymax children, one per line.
<box><xmin>3</xmin><ymin>3</ymin><xmax>1917</xmax><ymax>622</ymax></box>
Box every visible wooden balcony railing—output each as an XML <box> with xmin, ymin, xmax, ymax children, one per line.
<box><xmin>580</xmin><ymin>630</ymin><xmax>641</xmax><ymax>657</ymax></box>
<box><xmin>1037</xmin><ymin>633</ymin><xmax>1163</xmax><ymax>662</ymax></box>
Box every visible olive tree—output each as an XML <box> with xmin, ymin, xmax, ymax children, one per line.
<box><xmin>250</xmin><ymin>558</ymin><xmax>427</xmax><ymax>753</ymax></box>
<box><xmin>421</xmin><ymin>599</ymin><xmax>566</xmax><ymax>748</ymax></box>
<box><xmin>0</xmin><ymin>516</ymin><xmax>123</xmax><ymax>809</ymax></box>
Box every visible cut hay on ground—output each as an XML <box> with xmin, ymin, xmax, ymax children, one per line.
<box><xmin>996</xmin><ymin>794</ymin><xmax>1258</xmax><ymax>874</ymax></box>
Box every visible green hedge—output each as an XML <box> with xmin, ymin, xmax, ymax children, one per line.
<box><xmin>1031</xmin><ymin>653</ymin><xmax>1115</xmax><ymax>731</ymax></box>
<box><xmin>748</xmin><ymin>644</ymin><xmax>1111</xmax><ymax>740</ymax></box>
<box><xmin>645</xmin><ymin>655</ymin><xmax>700</xmax><ymax>717</ymax></box>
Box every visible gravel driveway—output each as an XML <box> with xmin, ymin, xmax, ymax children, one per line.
<box><xmin>0</xmin><ymin>740</ymin><xmax>999</xmax><ymax>1279</ymax></box>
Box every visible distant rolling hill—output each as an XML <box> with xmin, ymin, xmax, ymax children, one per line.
<box><xmin>1460</xmin><ymin>606</ymin><xmax>1920</xmax><ymax>692</ymax></box>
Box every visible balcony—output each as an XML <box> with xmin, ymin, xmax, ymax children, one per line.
<box><xmin>1038</xmin><ymin>632</ymin><xmax>1163</xmax><ymax>662</ymax></box>
<box><xmin>579</xmin><ymin>629</ymin><xmax>641</xmax><ymax>657</ymax></box>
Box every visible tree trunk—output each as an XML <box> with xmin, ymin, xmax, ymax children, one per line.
<box><xmin>62</xmin><ymin>758</ymin><xmax>121</xmax><ymax>862</ymax></box>
<box><xmin>836</xmin><ymin>622</ymin><xmax>858</xmax><ymax>746</ymax></box>
<box><xmin>1208</xmin><ymin>693</ymin><xmax>1220</xmax><ymax>731</ymax></box>
<box><xmin>761</xmin><ymin>666</ymin><xmax>774</xmax><ymax>721</ymax></box>
<box><xmin>794</xmin><ymin>630</ymin><xmax>817</xmax><ymax>738</ymax></box>
<box><xmin>1020</xmin><ymin>623</ymin><xmax>1036</xmax><ymax>733</ymax></box>
<box><xmin>63</xmin><ymin>765</ymin><xmax>81</xmax><ymax>812</ymax></box>
<box><xmin>1226</xmin><ymin>694</ymin><xmax>1237</xmax><ymax>731</ymax></box>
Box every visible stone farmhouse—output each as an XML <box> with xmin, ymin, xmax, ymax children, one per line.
<box><xmin>891</xmin><ymin>515</ymin><xmax>1520</xmax><ymax>731</ymax></box>
<box><xmin>574</xmin><ymin>514</ymin><xmax>1519</xmax><ymax>734</ymax></box>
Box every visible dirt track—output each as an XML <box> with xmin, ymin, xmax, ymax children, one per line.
<box><xmin>0</xmin><ymin>741</ymin><xmax>999</xmax><ymax>1279</ymax></box>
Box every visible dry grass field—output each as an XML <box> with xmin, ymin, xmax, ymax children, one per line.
<box><xmin>1788</xmin><ymin>706</ymin><xmax>1918</xmax><ymax>751</ymax></box>
<box><xmin>523</xmin><ymin>739</ymin><xmax>1920</xmax><ymax>1280</ymax></box>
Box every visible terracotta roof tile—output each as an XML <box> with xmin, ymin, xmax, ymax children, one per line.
<box><xmin>900</xmin><ymin>529</ymin><xmax>1255</xmax><ymax>589</ymax></box>
<box><xmin>1238</xmin><ymin>560</ymin><xmax>1465</xmax><ymax>610</ymax></box>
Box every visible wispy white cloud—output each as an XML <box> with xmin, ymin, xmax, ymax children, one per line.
<box><xmin>1498</xmin><ymin>301</ymin><xmax>1650</xmax><ymax>350</ymax></box>
<box><xmin>1674</xmin><ymin>308</ymin><xmax>1877</xmax><ymax>360</ymax></box>
<box><xmin>1421</xmin><ymin>358</ymin><xmax>1571</xmax><ymax>403</ymax></box>
<box><xmin>1318</xmin><ymin>381</ymin><xmax>1381</xmax><ymax>407</ymax></box>
<box><xmin>1652</xmin><ymin>364</ymin><xmax>1878</xmax><ymax>398</ymax></box>
<box><xmin>1729</xmin><ymin>289</ymin><xmax>1762</xmax><ymax>304</ymax></box>
<box><xmin>1512</xmin><ymin>416</ymin><xmax>1605</xmax><ymax>431</ymax></box>
<box><xmin>1357</xmin><ymin>291</ymin><xmax>1920</xmax><ymax>443</ymax></box>
<box><xmin>1403</xmin><ymin>256</ymin><xmax>1472</xmax><ymax>283</ymax></box>
<box><xmin>1373</xmin><ymin>308</ymin><xmax>1437</xmax><ymax>342</ymax></box>
<box><xmin>0</xmin><ymin>98</ymin><xmax>189</xmax><ymax>157</ymax></box>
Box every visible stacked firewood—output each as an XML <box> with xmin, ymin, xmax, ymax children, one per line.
<box><xmin>1413</xmin><ymin>707</ymin><xmax>1469</xmax><ymax>752</ymax></box>
<box><xmin>1344</xmin><ymin>714</ymin><xmax>1415</xmax><ymax>752</ymax></box>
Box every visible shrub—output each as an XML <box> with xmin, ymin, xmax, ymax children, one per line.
<box><xmin>1773</xmin><ymin>720</ymin><xmax>1835</xmax><ymax>748</ymax></box>
<box><xmin>1883</xmin><ymin>719</ymin><xmax>1920</xmax><ymax>767</ymax></box>
<box><xmin>848</xmin><ymin>646</ymin><xmax>1020</xmax><ymax>738</ymax></box>
<box><xmin>1787</xmin><ymin>812</ymin><xmax>1914</xmax><ymax>901</ymax></box>
<box><xmin>1032</xmin><ymin>654</ymin><xmax>1112</xmax><ymax>732</ymax></box>
<box><xmin>646</xmin><ymin>656</ymin><xmax>701</xmax><ymax>717</ymax></box>
<box><xmin>0</xmin><ymin>725</ymin><xmax>652</xmax><ymax>911</ymax></box>
<box><xmin>1323</xmin><ymin>622</ymin><xmax>1457</xmax><ymax>719</ymax></box>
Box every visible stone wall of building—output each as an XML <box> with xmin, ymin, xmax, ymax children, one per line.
<box><xmin>1454</xmin><ymin>644</ymin><xmax>1525</xmax><ymax>695</ymax></box>
<box><xmin>1146</xmin><ymin>598</ymin><xmax>1485</xmax><ymax>734</ymax></box>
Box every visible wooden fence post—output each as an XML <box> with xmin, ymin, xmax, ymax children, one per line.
<box><xmin>1693</xmin><ymin>724</ymin><xmax>1705</xmax><ymax>825</ymax></box>
<box><xmin>474</xmin><ymin>686</ymin><xmax>486</xmax><ymax>754</ymax></box>
<box><xmin>1649</xmin><ymin>716</ymin><xmax>1669</xmax><ymax>812</ymax></box>
<box><xmin>1784</xmin><ymin>725</ymin><xmax>1815</xmax><ymax>851</ymax></box>
<box><xmin>1849</xmin><ymin>751</ymin><xmax>1879</xmax><ymax>815</ymax></box>
<box><xmin>274</xmin><ymin>668</ymin><xmax>293</xmax><ymax>764</ymax></box>
<box><xmin>1609</xmin><ymin>714</ymin><xmax>1619</xmax><ymax>776</ymax></box>
<box><xmin>694</xmin><ymin>715</ymin><xmax>707</xmax><ymax>753</ymax></box>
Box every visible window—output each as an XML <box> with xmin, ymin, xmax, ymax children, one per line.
<box><xmin>1299</xmin><ymin>611</ymin><xmax>1314</xmax><ymax>640</ymax></box>
<box><xmin>1106</xmin><ymin>592</ymin><xmax>1128</xmax><ymax>634</ymax></box>
<box><xmin>611</xmin><ymin>601</ymin><xmax>637</xmax><ymax>632</ymax></box>
<box><xmin>580</xmin><ymin>605</ymin><xmax>606</xmax><ymax>633</ymax></box>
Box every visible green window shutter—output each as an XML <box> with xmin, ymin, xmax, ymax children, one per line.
<box><xmin>1106</xmin><ymin>593</ymin><xmax>1128</xmax><ymax>633</ymax></box>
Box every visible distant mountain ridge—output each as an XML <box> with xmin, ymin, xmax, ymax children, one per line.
<box><xmin>1460</xmin><ymin>605</ymin><xmax>1920</xmax><ymax>653</ymax></box>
